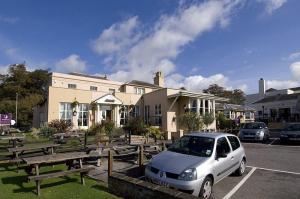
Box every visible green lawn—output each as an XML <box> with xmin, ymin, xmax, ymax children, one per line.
<box><xmin>0</xmin><ymin>133</ymin><xmax>119</xmax><ymax>199</ymax></box>
<box><xmin>0</xmin><ymin>164</ymin><xmax>119</xmax><ymax>199</ymax></box>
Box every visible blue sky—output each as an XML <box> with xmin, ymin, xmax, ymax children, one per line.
<box><xmin>0</xmin><ymin>0</ymin><xmax>300</xmax><ymax>94</ymax></box>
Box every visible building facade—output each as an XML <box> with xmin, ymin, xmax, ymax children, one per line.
<box><xmin>33</xmin><ymin>72</ymin><xmax>226</xmax><ymax>139</ymax></box>
<box><xmin>216</xmin><ymin>103</ymin><xmax>255</xmax><ymax>123</ymax></box>
<box><xmin>246</xmin><ymin>78</ymin><xmax>300</xmax><ymax>123</ymax></box>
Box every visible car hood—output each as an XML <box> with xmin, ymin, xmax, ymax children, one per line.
<box><xmin>150</xmin><ymin>150</ymin><xmax>208</xmax><ymax>174</ymax></box>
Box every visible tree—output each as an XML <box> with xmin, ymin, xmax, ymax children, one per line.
<box><xmin>0</xmin><ymin>63</ymin><xmax>50</xmax><ymax>127</ymax></box>
<box><xmin>203</xmin><ymin>84</ymin><xmax>245</xmax><ymax>105</ymax></box>
<box><xmin>179</xmin><ymin>112</ymin><xmax>203</xmax><ymax>132</ymax></box>
<box><xmin>203</xmin><ymin>113</ymin><xmax>215</xmax><ymax>129</ymax></box>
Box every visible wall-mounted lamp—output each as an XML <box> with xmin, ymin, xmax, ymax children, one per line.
<box><xmin>73</xmin><ymin>110</ymin><xmax>77</xmax><ymax>116</ymax></box>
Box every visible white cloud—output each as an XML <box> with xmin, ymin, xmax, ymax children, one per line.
<box><xmin>266</xmin><ymin>80</ymin><xmax>299</xmax><ymax>90</ymax></box>
<box><xmin>0</xmin><ymin>65</ymin><xmax>9</xmax><ymax>74</ymax></box>
<box><xmin>288</xmin><ymin>52</ymin><xmax>300</xmax><ymax>60</ymax></box>
<box><xmin>237</xmin><ymin>84</ymin><xmax>248</xmax><ymax>92</ymax></box>
<box><xmin>93</xmin><ymin>0</ymin><xmax>244</xmax><ymax>88</ymax></box>
<box><xmin>165</xmin><ymin>73</ymin><xmax>229</xmax><ymax>93</ymax></box>
<box><xmin>257</xmin><ymin>0</ymin><xmax>287</xmax><ymax>14</ymax></box>
<box><xmin>290</xmin><ymin>62</ymin><xmax>300</xmax><ymax>79</ymax></box>
<box><xmin>55</xmin><ymin>54</ymin><xmax>87</xmax><ymax>73</ymax></box>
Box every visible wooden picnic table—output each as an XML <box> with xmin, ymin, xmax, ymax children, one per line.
<box><xmin>0</xmin><ymin>136</ymin><xmax>25</xmax><ymax>147</ymax></box>
<box><xmin>7</xmin><ymin>143</ymin><xmax>60</xmax><ymax>160</ymax></box>
<box><xmin>23</xmin><ymin>152</ymin><xmax>92</xmax><ymax>195</ymax></box>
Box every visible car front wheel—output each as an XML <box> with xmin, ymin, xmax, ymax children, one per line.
<box><xmin>235</xmin><ymin>159</ymin><xmax>246</xmax><ymax>176</ymax></box>
<box><xmin>199</xmin><ymin>176</ymin><xmax>213</xmax><ymax>199</ymax></box>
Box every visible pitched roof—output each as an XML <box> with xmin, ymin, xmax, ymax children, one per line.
<box><xmin>126</xmin><ymin>80</ymin><xmax>160</xmax><ymax>88</ymax></box>
<box><xmin>253</xmin><ymin>93</ymin><xmax>300</xmax><ymax>104</ymax></box>
<box><xmin>266</xmin><ymin>88</ymin><xmax>277</xmax><ymax>92</ymax></box>
<box><xmin>290</xmin><ymin>87</ymin><xmax>300</xmax><ymax>91</ymax></box>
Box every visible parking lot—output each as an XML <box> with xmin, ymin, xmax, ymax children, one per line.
<box><xmin>213</xmin><ymin>136</ymin><xmax>300</xmax><ymax>199</ymax></box>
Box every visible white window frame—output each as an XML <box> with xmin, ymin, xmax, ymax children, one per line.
<box><xmin>136</xmin><ymin>87</ymin><xmax>145</xmax><ymax>95</ymax></box>
<box><xmin>78</xmin><ymin>104</ymin><xmax>89</xmax><ymax>127</ymax></box>
<box><xmin>59</xmin><ymin>103</ymin><xmax>72</xmax><ymax>121</ymax></box>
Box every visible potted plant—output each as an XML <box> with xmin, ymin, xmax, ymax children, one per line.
<box><xmin>71</xmin><ymin>99</ymin><xmax>79</xmax><ymax>116</ymax></box>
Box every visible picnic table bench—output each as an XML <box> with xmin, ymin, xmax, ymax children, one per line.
<box><xmin>52</xmin><ymin>133</ymin><xmax>85</xmax><ymax>144</ymax></box>
<box><xmin>0</xmin><ymin>136</ymin><xmax>25</xmax><ymax>147</ymax></box>
<box><xmin>23</xmin><ymin>152</ymin><xmax>93</xmax><ymax>196</ymax></box>
<box><xmin>7</xmin><ymin>143</ymin><xmax>60</xmax><ymax>160</ymax></box>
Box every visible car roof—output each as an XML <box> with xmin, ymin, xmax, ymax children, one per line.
<box><xmin>186</xmin><ymin>132</ymin><xmax>234</xmax><ymax>139</ymax></box>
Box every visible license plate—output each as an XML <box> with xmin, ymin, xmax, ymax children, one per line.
<box><xmin>151</xmin><ymin>178</ymin><xmax>169</xmax><ymax>187</ymax></box>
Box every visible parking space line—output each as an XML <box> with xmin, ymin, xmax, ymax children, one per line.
<box><xmin>268</xmin><ymin>138</ymin><xmax>279</xmax><ymax>145</ymax></box>
<box><xmin>222</xmin><ymin>167</ymin><xmax>257</xmax><ymax>199</ymax></box>
<box><xmin>247</xmin><ymin>166</ymin><xmax>300</xmax><ymax>175</ymax></box>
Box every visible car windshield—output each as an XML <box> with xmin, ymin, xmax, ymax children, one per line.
<box><xmin>168</xmin><ymin>136</ymin><xmax>215</xmax><ymax>157</ymax></box>
<box><xmin>285</xmin><ymin>124</ymin><xmax>300</xmax><ymax>131</ymax></box>
<box><xmin>242</xmin><ymin>123</ymin><xmax>264</xmax><ymax>129</ymax></box>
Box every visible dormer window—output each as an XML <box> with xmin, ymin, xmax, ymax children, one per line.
<box><xmin>136</xmin><ymin>87</ymin><xmax>145</xmax><ymax>94</ymax></box>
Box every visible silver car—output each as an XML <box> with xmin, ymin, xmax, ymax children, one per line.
<box><xmin>145</xmin><ymin>133</ymin><xmax>246</xmax><ymax>199</ymax></box>
<box><xmin>238</xmin><ymin>122</ymin><xmax>270</xmax><ymax>142</ymax></box>
<box><xmin>280</xmin><ymin>123</ymin><xmax>300</xmax><ymax>143</ymax></box>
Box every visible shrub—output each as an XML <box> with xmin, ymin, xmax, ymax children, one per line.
<box><xmin>48</xmin><ymin>119</ymin><xmax>73</xmax><ymax>134</ymax></box>
<box><xmin>146</xmin><ymin>126</ymin><xmax>163</xmax><ymax>141</ymax></box>
<box><xmin>40</xmin><ymin>123</ymin><xmax>56</xmax><ymax>137</ymax></box>
<box><xmin>123</xmin><ymin>117</ymin><xmax>147</xmax><ymax>135</ymax></box>
<box><xmin>203</xmin><ymin>112</ymin><xmax>215</xmax><ymax>129</ymax></box>
<box><xmin>179</xmin><ymin>112</ymin><xmax>203</xmax><ymax>132</ymax></box>
<box><xmin>29</xmin><ymin>128</ymin><xmax>40</xmax><ymax>139</ymax></box>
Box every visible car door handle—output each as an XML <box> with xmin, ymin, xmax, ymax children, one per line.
<box><xmin>231</xmin><ymin>156</ymin><xmax>234</xmax><ymax>160</ymax></box>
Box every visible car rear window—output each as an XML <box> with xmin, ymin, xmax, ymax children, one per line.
<box><xmin>227</xmin><ymin>136</ymin><xmax>240</xmax><ymax>151</ymax></box>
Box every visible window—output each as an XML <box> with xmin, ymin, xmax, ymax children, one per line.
<box><xmin>144</xmin><ymin>105</ymin><xmax>150</xmax><ymax>124</ymax></box>
<box><xmin>168</xmin><ymin>136</ymin><xmax>215</xmax><ymax>157</ymax></box>
<box><xmin>68</xmin><ymin>84</ymin><xmax>76</xmax><ymax>89</ymax></box>
<box><xmin>191</xmin><ymin>99</ymin><xmax>197</xmax><ymax>113</ymax></box>
<box><xmin>59</xmin><ymin>103</ymin><xmax>72</xmax><ymax>121</ymax></box>
<box><xmin>154</xmin><ymin>104</ymin><xmax>162</xmax><ymax>126</ymax></box>
<box><xmin>78</xmin><ymin>104</ymin><xmax>89</xmax><ymax>127</ymax></box>
<box><xmin>227</xmin><ymin>136</ymin><xmax>240</xmax><ymax>151</ymax></box>
<box><xmin>90</xmin><ymin>86</ymin><xmax>97</xmax><ymax>91</ymax></box>
<box><xmin>245</xmin><ymin>112</ymin><xmax>251</xmax><ymax>119</ymax></box>
<box><xmin>109</xmin><ymin>88</ymin><xmax>115</xmax><ymax>95</ymax></box>
<box><xmin>130</xmin><ymin>106</ymin><xmax>139</xmax><ymax>117</ymax></box>
<box><xmin>136</xmin><ymin>87</ymin><xmax>145</xmax><ymax>95</ymax></box>
<box><xmin>120</xmin><ymin>106</ymin><xmax>128</xmax><ymax>125</ymax></box>
<box><xmin>216</xmin><ymin>137</ymin><xmax>231</xmax><ymax>155</ymax></box>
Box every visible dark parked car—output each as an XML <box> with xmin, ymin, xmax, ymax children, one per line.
<box><xmin>280</xmin><ymin>123</ymin><xmax>300</xmax><ymax>143</ymax></box>
<box><xmin>238</xmin><ymin>122</ymin><xmax>270</xmax><ymax>142</ymax></box>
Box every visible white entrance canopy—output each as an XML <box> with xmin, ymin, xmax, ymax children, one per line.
<box><xmin>93</xmin><ymin>94</ymin><xmax>123</xmax><ymax>105</ymax></box>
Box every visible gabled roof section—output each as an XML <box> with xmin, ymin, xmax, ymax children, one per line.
<box><xmin>93</xmin><ymin>94</ymin><xmax>122</xmax><ymax>105</ymax></box>
<box><xmin>69</xmin><ymin>72</ymin><xmax>107</xmax><ymax>80</ymax></box>
<box><xmin>266</xmin><ymin>88</ymin><xmax>277</xmax><ymax>92</ymax></box>
<box><xmin>254</xmin><ymin>93</ymin><xmax>300</xmax><ymax>104</ymax></box>
<box><xmin>125</xmin><ymin>80</ymin><xmax>161</xmax><ymax>88</ymax></box>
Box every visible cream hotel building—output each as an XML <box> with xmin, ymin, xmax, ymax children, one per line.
<box><xmin>33</xmin><ymin>71</ymin><xmax>226</xmax><ymax>139</ymax></box>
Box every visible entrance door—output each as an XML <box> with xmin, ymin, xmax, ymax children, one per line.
<box><xmin>106</xmin><ymin>110</ymin><xmax>112</xmax><ymax>121</ymax></box>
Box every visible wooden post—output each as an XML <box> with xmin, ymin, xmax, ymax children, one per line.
<box><xmin>36</xmin><ymin>181</ymin><xmax>41</xmax><ymax>196</ymax></box>
<box><xmin>35</xmin><ymin>164</ymin><xmax>39</xmax><ymax>175</ymax></box>
<box><xmin>84</xmin><ymin>131</ymin><xmax>88</xmax><ymax>148</ymax></box>
<box><xmin>108</xmin><ymin>150</ymin><xmax>113</xmax><ymax>177</ymax></box>
<box><xmin>162</xmin><ymin>141</ymin><xmax>166</xmax><ymax>151</ymax></box>
<box><xmin>139</xmin><ymin>145</ymin><xmax>144</xmax><ymax>167</ymax></box>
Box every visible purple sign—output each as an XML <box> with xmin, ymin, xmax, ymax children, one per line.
<box><xmin>0</xmin><ymin>113</ymin><xmax>12</xmax><ymax>125</ymax></box>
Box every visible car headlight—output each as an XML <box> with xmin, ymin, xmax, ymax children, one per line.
<box><xmin>256</xmin><ymin>130</ymin><xmax>264</xmax><ymax>136</ymax></box>
<box><xmin>178</xmin><ymin>168</ymin><xmax>197</xmax><ymax>181</ymax></box>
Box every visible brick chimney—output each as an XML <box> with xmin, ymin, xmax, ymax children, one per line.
<box><xmin>154</xmin><ymin>71</ymin><xmax>164</xmax><ymax>87</ymax></box>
